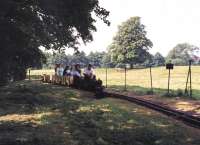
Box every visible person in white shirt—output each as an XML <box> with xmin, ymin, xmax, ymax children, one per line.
<box><xmin>56</xmin><ymin>64</ymin><xmax>64</xmax><ymax>76</ymax></box>
<box><xmin>70</xmin><ymin>64</ymin><xmax>82</xmax><ymax>88</ymax></box>
<box><xmin>71</xmin><ymin>64</ymin><xmax>81</xmax><ymax>77</ymax></box>
<box><xmin>83</xmin><ymin>64</ymin><xmax>95</xmax><ymax>79</ymax></box>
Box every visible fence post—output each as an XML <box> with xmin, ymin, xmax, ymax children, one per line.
<box><xmin>167</xmin><ymin>69</ymin><xmax>171</xmax><ymax>94</ymax></box>
<box><xmin>106</xmin><ymin>66</ymin><xmax>108</xmax><ymax>88</ymax></box>
<box><xmin>189</xmin><ymin>60</ymin><xmax>192</xmax><ymax>97</ymax></box>
<box><xmin>124</xmin><ymin>65</ymin><xmax>127</xmax><ymax>91</ymax></box>
<box><xmin>185</xmin><ymin>60</ymin><xmax>192</xmax><ymax>97</ymax></box>
<box><xmin>29</xmin><ymin>69</ymin><xmax>31</xmax><ymax>81</ymax></box>
<box><xmin>149</xmin><ymin>66</ymin><xmax>153</xmax><ymax>93</ymax></box>
<box><xmin>185</xmin><ymin>67</ymin><xmax>190</xmax><ymax>94</ymax></box>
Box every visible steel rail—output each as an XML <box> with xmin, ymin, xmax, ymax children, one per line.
<box><xmin>104</xmin><ymin>91</ymin><xmax>200</xmax><ymax>129</ymax></box>
<box><xmin>41</xmin><ymin>75</ymin><xmax>200</xmax><ymax>129</ymax></box>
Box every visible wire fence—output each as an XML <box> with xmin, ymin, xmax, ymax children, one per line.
<box><xmin>94</xmin><ymin>65</ymin><xmax>200</xmax><ymax>97</ymax></box>
<box><xmin>28</xmin><ymin>65</ymin><xmax>200</xmax><ymax>98</ymax></box>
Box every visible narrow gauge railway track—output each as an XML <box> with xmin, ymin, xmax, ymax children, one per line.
<box><xmin>41</xmin><ymin>75</ymin><xmax>200</xmax><ymax>129</ymax></box>
<box><xmin>104</xmin><ymin>91</ymin><xmax>200</xmax><ymax>129</ymax></box>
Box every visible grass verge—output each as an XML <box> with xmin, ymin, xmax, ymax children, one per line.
<box><xmin>108</xmin><ymin>85</ymin><xmax>200</xmax><ymax>100</ymax></box>
<box><xmin>0</xmin><ymin>81</ymin><xmax>200</xmax><ymax>145</ymax></box>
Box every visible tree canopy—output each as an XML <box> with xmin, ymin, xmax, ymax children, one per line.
<box><xmin>167</xmin><ymin>43</ymin><xmax>200</xmax><ymax>65</ymax></box>
<box><xmin>152</xmin><ymin>52</ymin><xmax>165</xmax><ymax>66</ymax></box>
<box><xmin>42</xmin><ymin>51</ymin><xmax>109</xmax><ymax>68</ymax></box>
<box><xmin>108</xmin><ymin>17</ymin><xmax>153</xmax><ymax>67</ymax></box>
<box><xmin>0</xmin><ymin>0</ymin><xmax>110</xmax><ymax>85</ymax></box>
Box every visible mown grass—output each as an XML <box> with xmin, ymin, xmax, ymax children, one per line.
<box><xmin>108</xmin><ymin>85</ymin><xmax>200</xmax><ymax>100</ymax></box>
<box><xmin>29</xmin><ymin>66</ymin><xmax>200</xmax><ymax>99</ymax></box>
<box><xmin>0</xmin><ymin>81</ymin><xmax>200</xmax><ymax>145</ymax></box>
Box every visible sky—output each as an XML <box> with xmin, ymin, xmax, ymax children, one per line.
<box><xmin>69</xmin><ymin>0</ymin><xmax>200</xmax><ymax>56</ymax></box>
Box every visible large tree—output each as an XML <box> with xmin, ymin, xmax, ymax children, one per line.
<box><xmin>0</xmin><ymin>0</ymin><xmax>110</xmax><ymax>85</ymax></box>
<box><xmin>102</xmin><ymin>52</ymin><xmax>116</xmax><ymax>68</ymax></box>
<box><xmin>153</xmin><ymin>52</ymin><xmax>165</xmax><ymax>66</ymax></box>
<box><xmin>70</xmin><ymin>51</ymin><xmax>89</xmax><ymax>65</ymax></box>
<box><xmin>167</xmin><ymin>43</ymin><xmax>200</xmax><ymax>65</ymax></box>
<box><xmin>109</xmin><ymin>17</ymin><xmax>153</xmax><ymax>68</ymax></box>
<box><xmin>88</xmin><ymin>51</ymin><xmax>105</xmax><ymax>67</ymax></box>
<box><xmin>42</xmin><ymin>51</ymin><xmax>89</xmax><ymax>68</ymax></box>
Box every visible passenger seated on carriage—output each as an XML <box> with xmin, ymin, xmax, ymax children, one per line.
<box><xmin>76</xmin><ymin>63</ymin><xmax>82</xmax><ymax>75</ymax></box>
<box><xmin>56</xmin><ymin>64</ymin><xmax>64</xmax><ymax>76</ymax></box>
<box><xmin>71</xmin><ymin>64</ymin><xmax>81</xmax><ymax>77</ymax></box>
<box><xmin>83</xmin><ymin>64</ymin><xmax>101</xmax><ymax>91</ymax></box>
<box><xmin>83</xmin><ymin>64</ymin><xmax>95</xmax><ymax>80</ymax></box>
<box><xmin>63</xmin><ymin>65</ymin><xmax>71</xmax><ymax>76</ymax></box>
<box><xmin>71</xmin><ymin>64</ymin><xmax>82</xmax><ymax>88</ymax></box>
<box><xmin>54</xmin><ymin>64</ymin><xmax>60</xmax><ymax>75</ymax></box>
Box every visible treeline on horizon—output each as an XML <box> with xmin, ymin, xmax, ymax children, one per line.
<box><xmin>42</xmin><ymin>42</ymin><xmax>200</xmax><ymax>69</ymax></box>
<box><xmin>42</xmin><ymin>16</ymin><xmax>200</xmax><ymax>69</ymax></box>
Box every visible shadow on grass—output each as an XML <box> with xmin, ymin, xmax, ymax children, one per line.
<box><xmin>26</xmin><ymin>75</ymin><xmax>42</xmax><ymax>80</ymax></box>
<box><xmin>0</xmin><ymin>81</ymin><xmax>64</xmax><ymax>116</ymax></box>
<box><xmin>59</xmin><ymin>98</ymin><xmax>200</xmax><ymax>145</ymax></box>
<box><xmin>0</xmin><ymin>81</ymin><xmax>80</xmax><ymax>145</ymax></box>
<box><xmin>0</xmin><ymin>81</ymin><xmax>200</xmax><ymax>145</ymax></box>
<box><xmin>108</xmin><ymin>85</ymin><xmax>200</xmax><ymax>100</ymax></box>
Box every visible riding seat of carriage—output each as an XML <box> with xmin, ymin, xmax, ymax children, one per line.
<box><xmin>42</xmin><ymin>74</ymin><xmax>104</xmax><ymax>98</ymax></box>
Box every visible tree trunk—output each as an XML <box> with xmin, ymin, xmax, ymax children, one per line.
<box><xmin>0</xmin><ymin>68</ymin><xmax>8</xmax><ymax>86</ymax></box>
<box><xmin>130</xmin><ymin>63</ymin><xmax>133</xmax><ymax>69</ymax></box>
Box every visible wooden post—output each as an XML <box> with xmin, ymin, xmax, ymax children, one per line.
<box><xmin>106</xmin><ymin>66</ymin><xmax>108</xmax><ymax>88</ymax></box>
<box><xmin>185</xmin><ymin>60</ymin><xmax>192</xmax><ymax>97</ymax></box>
<box><xmin>124</xmin><ymin>66</ymin><xmax>127</xmax><ymax>91</ymax></box>
<box><xmin>185</xmin><ymin>68</ymin><xmax>190</xmax><ymax>94</ymax></box>
<box><xmin>189</xmin><ymin>60</ymin><xmax>192</xmax><ymax>97</ymax></box>
<box><xmin>29</xmin><ymin>69</ymin><xmax>31</xmax><ymax>80</ymax></box>
<box><xmin>150</xmin><ymin>66</ymin><xmax>153</xmax><ymax>93</ymax></box>
<box><xmin>166</xmin><ymin>63</ymin><xmax>174</xmax><ymax>94</ymax></box>
<box><xmin>168</xmin><ymin>69</ymin><xmax>171</xmax><ymax>94</ymax></box>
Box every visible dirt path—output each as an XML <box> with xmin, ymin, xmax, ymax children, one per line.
<box><xmin>107</xmin><ymin>89</ymin><xmax>200</xmax><ymax>118</ymax></box>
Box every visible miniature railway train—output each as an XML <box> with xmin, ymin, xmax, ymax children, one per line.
<box><xmin>42</xmin><ymin>74</ymin><xmax>105</xmax><ymax>98</ymax></box>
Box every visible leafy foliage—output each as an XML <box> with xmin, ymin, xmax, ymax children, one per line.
<box><xmin>0</xmin><ymin>0</ymin><xmax>110</xmax><ymax>85</ymax></box>
<box><xmin>42</xmin><ymin>50</ymin><xmax>166</xmax><ymax>69</ymax></box>
<box><xmin>70</xmin><ymin>51</ymin><xmax>89</xmax><ymax>65</ymax></box>
<box><xmin>102</xmin><ymin>52</ymin><xmax>116</xmax><ymax>68</ymax></box>
<box><xmin>152</xmin><ymin>52</ymin><xmax>165</xmax><ymax>66</ymax></box>
<box><xmin>108</xmin><ymin>17</ymin><xmax>153</xmax><ymax>68</ymax></box>
<box><xmin>43</xmin><ymin>51</ymin><xmax>107</xmax><ymax>68</ymax></box>
<box><xmin>88</xmin><ymin>52</ymin><xmax>106</xmax><ymax>67</ymax></box>
<box><xmin>167</xmin><ymin>43</ymin><xmax>200</xmax><ymax>65</ymax></box>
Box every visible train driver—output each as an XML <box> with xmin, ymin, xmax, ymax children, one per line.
<box><xmin>83</xmin><ymin>64</ymin><xmax>95</xmax><ymax>79</ymax></box>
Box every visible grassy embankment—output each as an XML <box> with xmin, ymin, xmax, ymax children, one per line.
<box><xmin>0</xmin><ymin>81</ymin><xmax>200</xmax><ymax>145</ymax></box>
<box><xmin>29</xmin><ymin>66</ymin><xmax>200</xmax><ymax>99</ymax></box>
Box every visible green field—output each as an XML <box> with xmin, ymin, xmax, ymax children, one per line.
<box><xmin>0</xmin><ymin>81</ymin><xmax>200</xmax><ymax>145</ymax></box>
<box><xmin>29</xmin><ymin>66</ymin><xmax>200</xmax><ymax>98</ymax></box>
